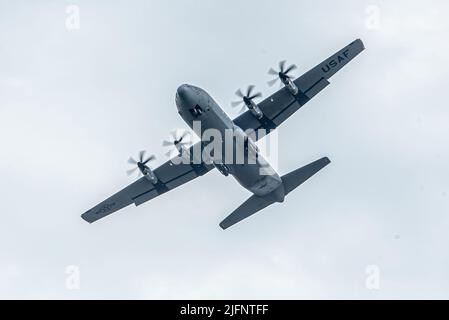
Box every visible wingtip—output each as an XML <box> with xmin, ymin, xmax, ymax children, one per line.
<box><xmin>354</xmin><ymin>38</ymin><xmax>365</xmax><ymax>50</ymax></box>
<box><xmin>219</xmin><ymin>222</ymin><xmax>227</xmax><ymax>230</ymax></box>
<box><xmin>81</xmin><ymin>211</ymin><xmax>94</xmax><ymax>224</ymax></box>
<box><xmin>321</xmin><ymin>157</ymin><xmax>331</xmax><ymax>165</ymax></box>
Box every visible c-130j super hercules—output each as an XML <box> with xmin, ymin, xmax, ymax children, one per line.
<box><xmin>82</xmin><ymin>39</ymin><xmax>365</xmax><ymax>229</ymax></box>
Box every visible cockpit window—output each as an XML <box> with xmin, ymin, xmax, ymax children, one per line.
<box><xmin>189</xmin><ymin>105</ymin><xmax>203</xmax><ymax>117</ymax></box>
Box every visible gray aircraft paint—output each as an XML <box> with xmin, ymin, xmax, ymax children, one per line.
<box><xmin>80</xmin><ymin>39</ymin><xmax>364</xmax><ymax>227</ymax></box>
<box><xmin>175</xmin><ymin>84</ymin><xmax>283</xmax><ymax>198</ymax></box>
<box><xmin>2</xmin><ymin>0</ymin><xmax>448</xmax><ymax>300</ymax></box>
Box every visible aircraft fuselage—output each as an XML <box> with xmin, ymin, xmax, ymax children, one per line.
<box><xmin>175</xmin><ymin>84</ymin><xmax>284</xmax><ymax>201</ymax></box>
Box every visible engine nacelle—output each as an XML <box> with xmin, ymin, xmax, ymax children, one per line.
<box><xmin>142</xmin><ymin>166</ymin><xmax>158</xmax><ymax>184</ymax></box>
<box><xmin>281</xmin><ymin>77</ymin><xmax>299</xmax><ymax>96</ymax></box>
<box><xmin>245</xmin><ymin>99</ymin><xmax>263</xmax><ymax>119</ymax></box>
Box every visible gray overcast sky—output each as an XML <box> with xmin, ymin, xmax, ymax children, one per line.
<box><xmin>0</xmin><ymin>0</ymin><xmax>448</xmax><ymax>299</ymax></box>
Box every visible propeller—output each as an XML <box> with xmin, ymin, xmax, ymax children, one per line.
<box><xmin>127</xmin><ymin>150</ymin><xmax>155</xmax><ymax>177</ymax></box>
<box><xmin>231</xmin><ymin>85</ymin><xmax>262</xmax><ymax>114</ymax></box>
<box><xmin>267</xmin><ymin>60</ymin><xmax>297</xmax><ymax>87</ymax></box>
<box><xmin>162</xmin><ymin>130</ymin><xmax>191</xmax><ymax>156</ymax></box>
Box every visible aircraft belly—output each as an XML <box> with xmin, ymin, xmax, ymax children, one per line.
<box><xmin>181</xmin><ymin>94</ymin><xmax>282</xmax><ymax>197</ymax></box>
<box><xmin>229</xmin><ymin>162</ymin><xmax>282</xmax><ymax>197</ymax></box>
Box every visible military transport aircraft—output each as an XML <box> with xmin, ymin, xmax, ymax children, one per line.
<box><xmin>82</xmin><ymin>39</ymin><xmax>365</xmax><ymax>229</ymax></box>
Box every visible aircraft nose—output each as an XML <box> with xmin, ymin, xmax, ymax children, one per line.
<box><xmin>176</xmin><ymin>84</ymin><xmax>190</xmax><ymax>102</ymax></box>
<box><xmin>176</xmin><ymin>84</ymin><xmax>197</xmax><ymax>111</ymax></box>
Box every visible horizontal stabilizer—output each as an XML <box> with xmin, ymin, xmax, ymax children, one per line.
<box><xmin>219</xmin><ymin>157</ymin><xmax>331</xmax><ymax>230</ymax></box>
<box><xmin>219</xmin><ymin>194</ymin><xmax>276</xmax><ymax>230</ymax></box>
<box><xmin>282</xmin><ymin>157</ymin><xmax>331</xmax><ymax>195</ymax></box>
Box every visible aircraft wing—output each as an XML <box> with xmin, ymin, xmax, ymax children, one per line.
<box><xmin>81</xmin><ymin>146</ymin><xmax>213</xmax><ymax>223</ymax></box>
<box><xmin>233</xmin><ymin>39</ymin><xmax>365</xmax><ymax>138</ymax></box>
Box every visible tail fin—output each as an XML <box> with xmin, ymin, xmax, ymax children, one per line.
<box><xmin>219</xmin><ymin>157</ymin><xmax>331</xmax><ymax>229</ymax></box>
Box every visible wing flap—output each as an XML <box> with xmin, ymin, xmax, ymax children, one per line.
<box><xmin>165</xmin><ymin>169</ymin><xmax>197</xmax><ymax>189</ymax></box>
<box><xmin>133</xmin><ymin>188</ymin><xmax>159</xmax><ymax>206</ymax></box>
<box><xmin>304</xmin><ymin>78</ymin><xmax>330</xmax><ymax>100</ymax></box>
<box><xmin>271</xmin><ymin>78</ymin><xmax>330</xmax><ymax>126</ymax></box>
<box><xmin>258</xmin><ymin>88</ymin><xmax>296</xmax><ymax>120</ymax></box>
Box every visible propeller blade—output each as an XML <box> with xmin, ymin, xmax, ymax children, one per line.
<box><xmin>179</xmin><ymin>131</ymin><xmax>189</xmax><ymax>142</ymax></box>
<box><xmin>139</xmin><ymin>150</ymin><xmax>146</xmax><ymax>163</ymax></box>
<box><xmin>268</xmin><ymin>67</ymin><xmax>278</xmax><ymax>76</ymax></box>
<box><xmin>235</xmin><ymin>89</ymin><xmax>244</xmax><ymax>98</ymax></box>
<box><xmin>128</xmin><ymin>157</ymin><xmax>137</xmax><ymax>165</ymax></box>
<box><xmin>284</xmin><ymin>64</ymin><xmax>297</xmax><ymax>75</ymax></box>
<box><xmin>126</xmin><ymin>167</ymin><xmax>138</xmax><ymax>176</ymax></box>
<box><xmin>248</xmin><ymin>92</ymin><xmax>262</xmax><ymax>100</ymax></box>
<box><xmin>231</xmin><ymin>100</ymin><xmax>243</xmax><ymax>107</ymax></box>
<box><xmin>234</xmin><ymin>85</ymin><xmax>261</xmax><ymax>114</ymax></box>
<box><xmin>246</xmin><ymin>85</ymin><xmax>255</xmax><ymax>97</ymax></box>
<box><xmin>267</xmin><ymin>78</ymin><xmax>279</xmax><ymax>87</ymax></box>
<box><xmin>142</xmin><ymin>154</ymin><xmax>155</xmax><ymax>164</ymax></box>
<box><xmin>162</xmin><ymin>140</ymin><xmax>172</xmax><ymax>147</ymax></box>
<box><xmin>279</xmin><ymin>60</ymin><xmax>286</xmax><ymax>73</ymax></box>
